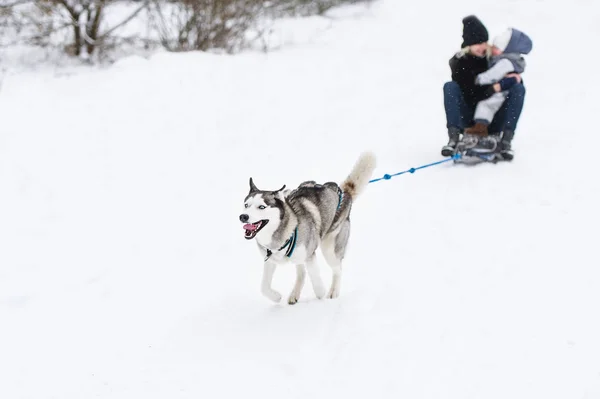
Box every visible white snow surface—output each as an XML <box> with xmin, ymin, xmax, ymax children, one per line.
<box><xmin>1</xmin><ymin>1</ymin><xmax>600</xmax><ymax>398</ymax></box>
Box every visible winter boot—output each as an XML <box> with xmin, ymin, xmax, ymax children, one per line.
<box><xmin>464</xmin><ymin>122</ymin><xmax>489</xmax><ymax>137</ymax></box>
<box><xmin>499</xmin><ymin>129</ymin><xmax>515</xmax><ymax>160</ymax></box>
<box><xmin>441</xmin><ymin>127</ymin><xmax>460</xmax><ymax>157</ymax></box>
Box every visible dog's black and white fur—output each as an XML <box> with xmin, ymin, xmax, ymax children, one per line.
<box><xmin>240</xmin><ymin>152</ymin><xmax>376</xmax><ymax>304</ymax></box>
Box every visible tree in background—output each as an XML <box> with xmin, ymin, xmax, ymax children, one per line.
<box><xmin>0</xmin><ymin>0</ymin><xmax>372</xmax><ymax>60</ymax></box>
<box><xmin>149</xmin><ymin>0</ymin><xmax>264</xmax><ymax>53</ymax></box>
<box><xmin>0</xmin><ymin>0</ymin><xmax>149</xmax><ymax>58</ymax></box>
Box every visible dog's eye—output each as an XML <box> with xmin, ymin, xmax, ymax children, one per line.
<box><xmin>244</xmin><ymin>204</ymin><xmax>249</xmax><ymax>208</ymax></box>
<box><xmin>258</xmin><ymin>205</ymin><xmax>266</xmax><ymax>210</ymax></box>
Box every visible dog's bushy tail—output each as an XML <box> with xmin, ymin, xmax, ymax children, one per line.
<box><xmin>341</xmin><ymin>151</ymin><xmax>377</xmax><ymax>199</ymax></box>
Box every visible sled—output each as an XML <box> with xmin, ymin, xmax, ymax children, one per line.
<box><xmin>453</xmin><ymin>134</ymin><xmax>504</xmax><ymax>164</ymax></box>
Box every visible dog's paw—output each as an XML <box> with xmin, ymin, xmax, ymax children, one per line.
<box><xmin>327</xmin><ymin>286</ymin><xmax>340</xmax><ymax>299</ymax></box>
<box><xmin>288</xmin><ymin>294</ymin><xmax>299</xmax><ymax>305</ymax></box>
<box><xmin>314</xmin><ymin>287</ymin><xmax>326</xmax><ymax>300</ymax></box>
<box><xmin>262</xmin><ymin>289</ymin><xmax>282</xmax><ymax>303</ymax></box>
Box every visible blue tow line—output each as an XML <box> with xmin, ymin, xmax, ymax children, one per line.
<box><xmin>369</xmin><ymin>153</ymin><xmax>462</xmax><ymax>184</ymax></box>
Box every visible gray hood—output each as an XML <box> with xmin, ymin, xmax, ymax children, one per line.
<box><xmin>504</xmin><ymin>28</ymin><xmax>533</xmax><ymax>55</ymax></box>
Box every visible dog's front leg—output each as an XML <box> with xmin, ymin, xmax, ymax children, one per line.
<box><xmin>288</xmin><ymin>264</ymin><xmax>306</xmax><ymax>305</ymax></box>
<box><xmin>261</xmin><ymin>260</ymin><xmax>282</xmax><ymax>303</ymax></box>
<box><xmin>306</xmin><ymin>255</ymin><xmax>325</xmax><ymax>300</ymax></box>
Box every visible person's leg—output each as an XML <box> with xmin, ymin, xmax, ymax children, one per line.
<box><xmin>474</xmin><ymin>92</ymin><xmax>505</xmax><ymax>125</ymax></box>
<box><xmin>442</xmin><ymin>81</ymin><xmax>473</xmax><ymax>156</ymax></box>
<box><xmin>489</xmin><ymin>84</ymin><xmax>525</xmax><ymax>135</ymax></box>
<box><xmin>489</xmin><ymin>83</ymin><xmax>525</xmax><ymax>160</ymax></box>
<box><xmin>503</xmin><ymin>83</ymin><xmax>526</xmax><ymax>133</ymax></box>
<box><xmin>444</xmin><ymin>81</ymin><xmax>472</xmax><ymax>131</ymax></box>
<box><xmin>464</xmin><ymin>92</ymin><xmax>507</xmax><ymax>137</ymax></box>
<box><xmin>488</xmin><ymin>99</ymin><xmax>508</xmax><ymax>135</ymax></box>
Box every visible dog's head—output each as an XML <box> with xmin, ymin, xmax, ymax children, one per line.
<box><xmin>239</xmin><ymin>178</ymin><xmax>287</xmax><ymax>240</ymax></box>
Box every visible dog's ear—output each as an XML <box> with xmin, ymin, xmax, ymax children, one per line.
<box><xmin>274</xmin><ymin>184</ymin><xmax>286</xmax><ymax>193</ymax></box>
<box><xmin>249</xmin><ymin>177</ymin><xmax>259</xmax><ymax>193</ymax></box>
<box><xmin>273</xmin><ymin>185</ymin><xmax>287</xmax><ymax>200</ymax></box>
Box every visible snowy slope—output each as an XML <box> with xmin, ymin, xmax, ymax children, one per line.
<box><xmin>1</xmin><ymin>1</ymin><xmax>600</xmax><ymax>398</ymax></box>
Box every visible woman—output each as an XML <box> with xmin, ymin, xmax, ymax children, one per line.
<box><xmin>441</xmin><ymin>15</ymin><xmax>526</xmax><ymax>161</ymax></box>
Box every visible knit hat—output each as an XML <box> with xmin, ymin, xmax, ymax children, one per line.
<box><xmin>493</xmin><ymin>28</ymin><xmax>513</xmax><ymax>52</ymax></box>
<box><xmin>461</xmin><ymin>15</ymin><xmax>489</xmax><ymax>47</ymax></box>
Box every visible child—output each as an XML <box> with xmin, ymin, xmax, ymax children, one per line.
<box><xmin>464</xmin><ymin>27</ymin><xmax>533</xmax><ymax>138</ymax></box>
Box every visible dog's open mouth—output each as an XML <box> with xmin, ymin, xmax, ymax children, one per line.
<box><xmin>243</xmin><ymin>220</ymin><xmax>269</xmax><ymax>240</ymax></box>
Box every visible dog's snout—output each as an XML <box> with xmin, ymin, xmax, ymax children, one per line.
<box><xmin>240</xmin><ymin>214</ymin><xmax>249</xmax><ymax>223</ymax></box>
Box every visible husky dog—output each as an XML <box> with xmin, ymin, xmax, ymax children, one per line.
<box><xmin>239</xmin><ymin>152</ymin><xmax>377</xmax><ymax>304</ymax></box>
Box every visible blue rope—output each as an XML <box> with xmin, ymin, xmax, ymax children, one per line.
<box><xmin>369</xmin><ymin>153</ymin><xmax>462</xmax><ymax>184</ymax></box>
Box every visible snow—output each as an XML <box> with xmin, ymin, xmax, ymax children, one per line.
<box><xmin>1</xmin><ymin>0</ymin><xmax>600</xmax><ymax>398</ymax></box>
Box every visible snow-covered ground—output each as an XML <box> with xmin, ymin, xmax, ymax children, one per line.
<box><xmin>1</xmin><ymin>1</ymin><xmax>599</xmax><ymax>398</ymax></box>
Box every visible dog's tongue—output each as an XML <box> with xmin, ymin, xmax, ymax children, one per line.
<box><xmin>243</xmin><ymin>223</ymin><xmax>257</xmax><ymax>231</ymax></box>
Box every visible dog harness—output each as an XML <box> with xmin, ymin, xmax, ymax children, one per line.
<box><xmin>336</xmin><ymin>186</ymin><xmax>344</xmax><ymax>210</ymax></box>
<box><xmin>264</xmin><ymin>227</ymin><xmax>298</xmax><ymax>262</ymax></box>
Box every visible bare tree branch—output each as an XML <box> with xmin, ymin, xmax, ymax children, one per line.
<box><xmin>98</xmin><ymin>0</ymin><xmax>148</xmax><ymax>40</ymax></box>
